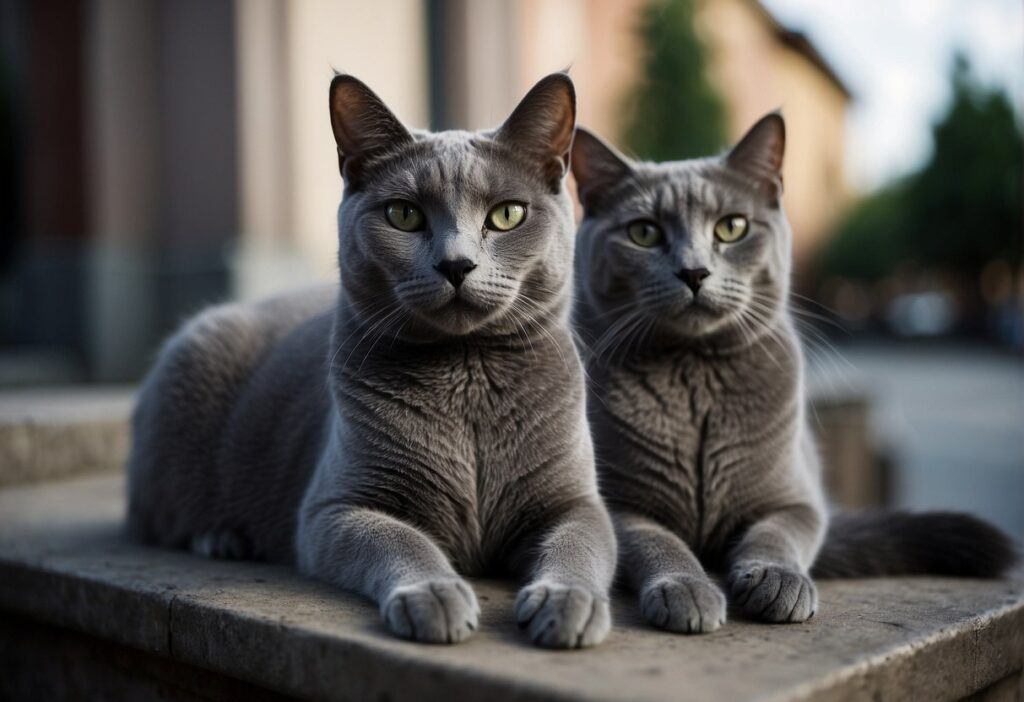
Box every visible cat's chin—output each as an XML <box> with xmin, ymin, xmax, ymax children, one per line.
<box><xmin>664</xmin><ymin>317</ymin><xmax>725</xmax><ymax>340</ymax></box>
<box><xmin>653</xmin><ymin>295</ymin><xmax>730</xmax><ymax>337</ymax></box>
<box><xmin>660</xmin><ymin>304</ymin><xmax>734</xmax><ymax>340</ymax></box>
<box><xmin>412</xmin><ymin>296</ymin><xmax>503</xmax><ymax>337</ymax></box>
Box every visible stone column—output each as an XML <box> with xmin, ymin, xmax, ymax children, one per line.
<box><xmin>84</xmin><ymin>0</ymin><xmax>160</xmax><ymax>381</ymax></box>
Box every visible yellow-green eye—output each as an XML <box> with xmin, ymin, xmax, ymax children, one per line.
<box><xmin>486</xmin><ymin>202</ymin><xmax>526</xmax><ymax>231</ymax></box>
<box><xmin>627</xmin><ymin>221</ymin><xmax>664</xmax><ymax>248</ymax></box>
<box><xmin>385</xmin><ymin>201</ymin><xmax>425</xmax><ymax>231</ymax></box>
<box><xmin>714</xmin><ymin>215</ymin><xmax>749</xmax><ymax>243</ymax></box>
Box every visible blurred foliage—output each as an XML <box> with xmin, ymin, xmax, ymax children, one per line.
<box><xmin>819</xmin><ymin>182</ymin><xmax>911</xmax><ymax>281</ymax></box>
<box><xmin>621</xmin><ymin>0</ymin><xmax>726</xmax><ymax>160</ymax></box>
<box><xmin>821</xmin><ymin>55</ymin><xmax>1023</xmax><ymax>281</ymax></box>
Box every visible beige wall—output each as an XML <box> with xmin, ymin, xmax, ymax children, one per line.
<box><xmin>234</xmin><ymin>0</ymin><xmax>430</xmax><ymax>300</ymax></box>
<box><xmin>233</xmin><ymin>0</ymin><xmax>848</xmax><ymax>298</ymax></box>
<box><xmin>516</xmin><ymin>0</ymin><xmax>647</xmax><ymax>143</ymax></box>
<box><xmin>697</xmin><ymin>0</ymin><xmax>849</xmax><ymax>267</ymax></box>
<box><xmin>509</xmin><ymin>0</ymin><xmax>849</xmax><ymax>267</ymax></box>
<box><xmin>514</xmin><ymin>0</ymin><xmax>850</xmax><ymax>268</ymax></box>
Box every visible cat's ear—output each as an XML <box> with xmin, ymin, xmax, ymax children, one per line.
<box><xmin>495</xmin><ymin>72</ymin><xmax>576</xmax><ymax>191</ymax></box>
<box><xmin>571</xmin><ymin>127</ymin><xmax>634</xmax><ymax>212</ymax></box>
<box><xmin>726</xmin><ymin>112</ymin><xmax>785</xmax><ymax>200</ymax></box>
<box><xmin>329</xmin><ymin>74</ymin><xmax>412</xmax><ymax>186</ymax></box>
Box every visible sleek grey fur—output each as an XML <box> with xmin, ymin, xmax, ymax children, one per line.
<box><xmin>570</xmin><ymin>116</ymin><xmax>1017</xmax><ymax>634</ymax></box>
<box><xmin>127</xmin><ymin>73</ymin><xmax>616</xmax><ymax>648</ymax></box>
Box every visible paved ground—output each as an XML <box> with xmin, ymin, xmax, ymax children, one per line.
<box><xmin>807</xmin><ymin>340</ymin><xmax>1024</xmax><ymax>543</ymax></box>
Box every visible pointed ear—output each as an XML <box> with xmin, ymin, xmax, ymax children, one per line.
<box><xmin>329</xmin><ymin>74</ymin><xmax>412</xmax><ymax>185</ymax></box>
<box><xmin>726</xmin><ymin>112</ymin><xmax>785</xmax><ymax>200</ymax></box>
<box><xmin>571</xmin><ymin>127</ymin><xmax>634</xmax><ymax>212</ymax></box>
<box><xmin>495</xmin><ymin>73</ymin><xmax>576</xmax><ymax>191</ymax></box>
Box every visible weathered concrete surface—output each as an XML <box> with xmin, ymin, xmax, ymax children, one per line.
<box><xmin>1</xmin><ymin>474</ymin><xmax>1021</xmax><ymax>702</ymax></box>
<box><xmin>0</xmin><ymin>387</ymin><xmax>134</xmax><ymax>487</ymax></box>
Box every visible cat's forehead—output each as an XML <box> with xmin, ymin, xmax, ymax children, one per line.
<box><xmin>410</xmin><ymin>132</ymin><xmax>488</xmax><ymax>188</ymax></box>
<box><xmin>370</xmin><ymin>129</ymin><xmax>538</xmax><ymax>199</ymax></box>
<box><xmin>612</xmin><ymin>159</ymin><xmax>735</xmax><ymax>214</ymax></box>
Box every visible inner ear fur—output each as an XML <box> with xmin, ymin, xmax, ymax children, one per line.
<box><xmin>329</xmin><ymin>74</ymin><xmax>412</xmax><ymax>185</ymax></box>
<box><xmin>726</xmin><ymin>112</ymin><xmax>785</xmax><ymax>201</ymax></box>
<box><xmin>571</xmin><ymin>127</ymin><xmax>634</xmax><ymax>212</ymax></box>
<box><xmin>496</xmin><ymin>72</ymin><xmax>577</xmax><ymax>191</ymax></box>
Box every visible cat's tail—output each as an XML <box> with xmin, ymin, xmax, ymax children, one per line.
<box><xmin>811</xmin><ymin>511</ymin><xmax>1019</xmax><ymax>578</ymax></box>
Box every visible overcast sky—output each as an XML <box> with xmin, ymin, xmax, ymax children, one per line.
<box><xmin>762</xmin><ymin>0</ymin><xmax>1023</xmax><ymax>192</ymax></box>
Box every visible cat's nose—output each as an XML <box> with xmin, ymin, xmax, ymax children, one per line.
<box><xmin>435</xmin><ymin>258</ymin><xmax>477</xmax><ymax>288</ymax></box>
<box><xmin>677</xmin><ymin>267</ymin><xmax>711</xmax><ymax>294</ymax></box>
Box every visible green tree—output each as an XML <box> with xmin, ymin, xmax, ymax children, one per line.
<box><xmin>906</xmin><ymin>55</ymin><xmax>1023</xmax><ymax>273</ymax></box>
<box><xmin>820</xmin><ymin>54</ymin><xmax>1023</xmax><ymax>281</ymax></box>
<box><xmin>621</xmin><ymin>0</ymin><xmax>727</xmax><ymax>160</ymax></box>
<box><xmin>819</xmin><ymin>181</ymin><xmax>912</xmax><ymax>281</ymax></box>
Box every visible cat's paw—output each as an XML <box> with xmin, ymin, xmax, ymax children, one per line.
<box><xmin>382</xmin><ymin>577</ymin><xmax>480</xmax><ymax>644</ymax></box>
<box><xmin>640</xmin><ymin>574</ymin><xmax>726</xmax><ymax>633</ymax></box>
<box><xmin>515</xmin><ymin>580</ymin><xmax>610</xmax><ymax>649</ymax></box>
<box><xmin>729</xmin><ymin>562</ymin><xmax>817</xmax><ymax>623</ymax></box>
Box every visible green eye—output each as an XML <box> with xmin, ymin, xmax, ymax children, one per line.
<box><xmin>627</xmin><ymin>221</ymin><xmax>664</xmax><ymax>248</ymax></box>
<box><xmin>714</xmin><ymin>215</ymin><xmax>749</xmax><ymax>243</ymax></box>
<box><xmin>384</xmin><ymin>201</ymin><xmax>425</xmax><ymax>231</ymax></box>
<box><xmin>486</xmin><ymin>202</ymin><xmax>526</xmax><ymax>231</ymax></box>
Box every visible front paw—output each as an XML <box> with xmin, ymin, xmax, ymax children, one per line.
<box><xmin>382</xmin><ymin>577</ymin><xmax>480</xmax><ymax>644</ymax></box>
<box><xmin>729</xmin><ymin>562</ymin><xmax>817</xmax><ymax>623</ymax></box>
<box><xmin>640</xmin><ymin>574</ymin><xmax>726</xmax><ymax>633</ymax></box>
<box><xmin>515</xmin><ymin>580</ymin><xmax>610</xmax><ymax>649</ymax></box>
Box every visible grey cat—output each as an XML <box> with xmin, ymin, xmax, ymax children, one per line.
<box><xmin>570</xmin><ymin>115</ymin><xmax>1017</xmax><ymax>634</ymax></box>
<box><xmin>127</xmin><ymin>73</ymin><xmax>616</xmax><ymax>648</ymax></box>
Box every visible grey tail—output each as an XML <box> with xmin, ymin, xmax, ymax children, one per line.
<box><xmin>811</xmin><ymin>511</ymin><xmax>1019</xmax><ymax>578</ymax></box>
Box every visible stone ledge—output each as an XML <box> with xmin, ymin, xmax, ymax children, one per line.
<box><xmin>0</xmin><ymin>387</ymin><xmax>134</xmax><ymax>488</ymax></box>
<box><xmin>1</xmin><ymin>474</ymin><xmax>1022</xmax><ymax>702</ymax></box>
<box><xmin>0</xmin><ymin>386</ymin><xmax>876</xmax><ymax>504</ymax></box>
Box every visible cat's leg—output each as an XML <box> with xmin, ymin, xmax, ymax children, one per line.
<box><xmin>727</xmin><ymin>503</ymin><xmax>824</xmax><ymax>623</ymax></box>
<box><xmin>297</xmin><ymin>506</ymin><xmax>479</xmax><ymax>644</ymax></box>
<box><xmin>514</xmin><ymin>497</ymin><xmax>616</xmax><ymax>648</ymax></box>
<box><xmin>616</xmin><ymin>512</ymin><xmax>726</xmax><ymax>634</ymax></box>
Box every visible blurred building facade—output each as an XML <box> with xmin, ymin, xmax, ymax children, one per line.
<box><xmin>0</xmin><ymin>0</ymin><xmax>849</xmax><ymax>383</ymax></box>
<box><xmin>425</xmin><ymin>0</ymin><xmax>851</xmax><ymax>268</ymax></box>
<box><xmin>697</xmin><ymin>0</ymin><xmax>851</xmax><ymax>268</ymax></box>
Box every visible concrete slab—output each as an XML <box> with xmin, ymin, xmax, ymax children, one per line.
<box><xmin>0</xmin><ymin>387</ymin><xmax>134</xmax><ymax>487</ymax></box>
<box><xmin>1</xmin><ymin>474</ymin><xmax>1022</xmax><ymax>701</ymax></box>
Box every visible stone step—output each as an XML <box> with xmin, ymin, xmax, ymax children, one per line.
<box><xmin>0</xmin><ymin>387</ymin><xmax>134</xmax><ymax>488</ymax></box>
<box><xmin>0</xmin><ymin>387</ymin><xmax>884</xmax><ymax>511</ymax></box>
<box><xmin>1</xmin><ymin>474</ymin><xmax>1021</xmax><ymax>701</ymax></box>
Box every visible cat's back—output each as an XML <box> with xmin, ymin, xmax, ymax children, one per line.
<box><xmin>126</xmin><ymin>284</ymin><xmax>337</xmax><ymax>560</ymax></box>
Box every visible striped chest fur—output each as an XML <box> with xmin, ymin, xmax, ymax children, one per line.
<box><xmin>589</xmin><ymin>336</ymin><xmax>801</xmax><ymax>565</ymax></box>
<box><xmin>332</xmin><ymin>333</ymin><xmax>589</xmax><ymax>575</ymax></box>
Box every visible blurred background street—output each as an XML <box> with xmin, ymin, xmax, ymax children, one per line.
<box><xmin>1</xmin><ymin>0</ymin><xmax>1021</xmax><ymax>539</ymax></box>
<box><xmin>808</xmin><ymin>342</ymin><xmax>1024</xmax><ymax>541</ymax></box>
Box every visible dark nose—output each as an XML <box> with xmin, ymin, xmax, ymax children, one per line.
<box><xmin>677</xmin><ymin>267</ymin><xmax>711</xmax><ymax>294</ymax></box>
<box><xmin>435</xmin><ymin>258</ymin><xmax>477</xmax><ymax>288</ymax></box>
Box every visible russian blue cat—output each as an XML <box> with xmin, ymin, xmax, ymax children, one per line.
<box><xmin>127</xmin><ymin>73</ymin><xmax>616</xmax><ymax>648</ymax></box>
<box><xmin>571</xmin><ymin>115</ymin><xmax>1016</xmax><ymax>633</ymax></box>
